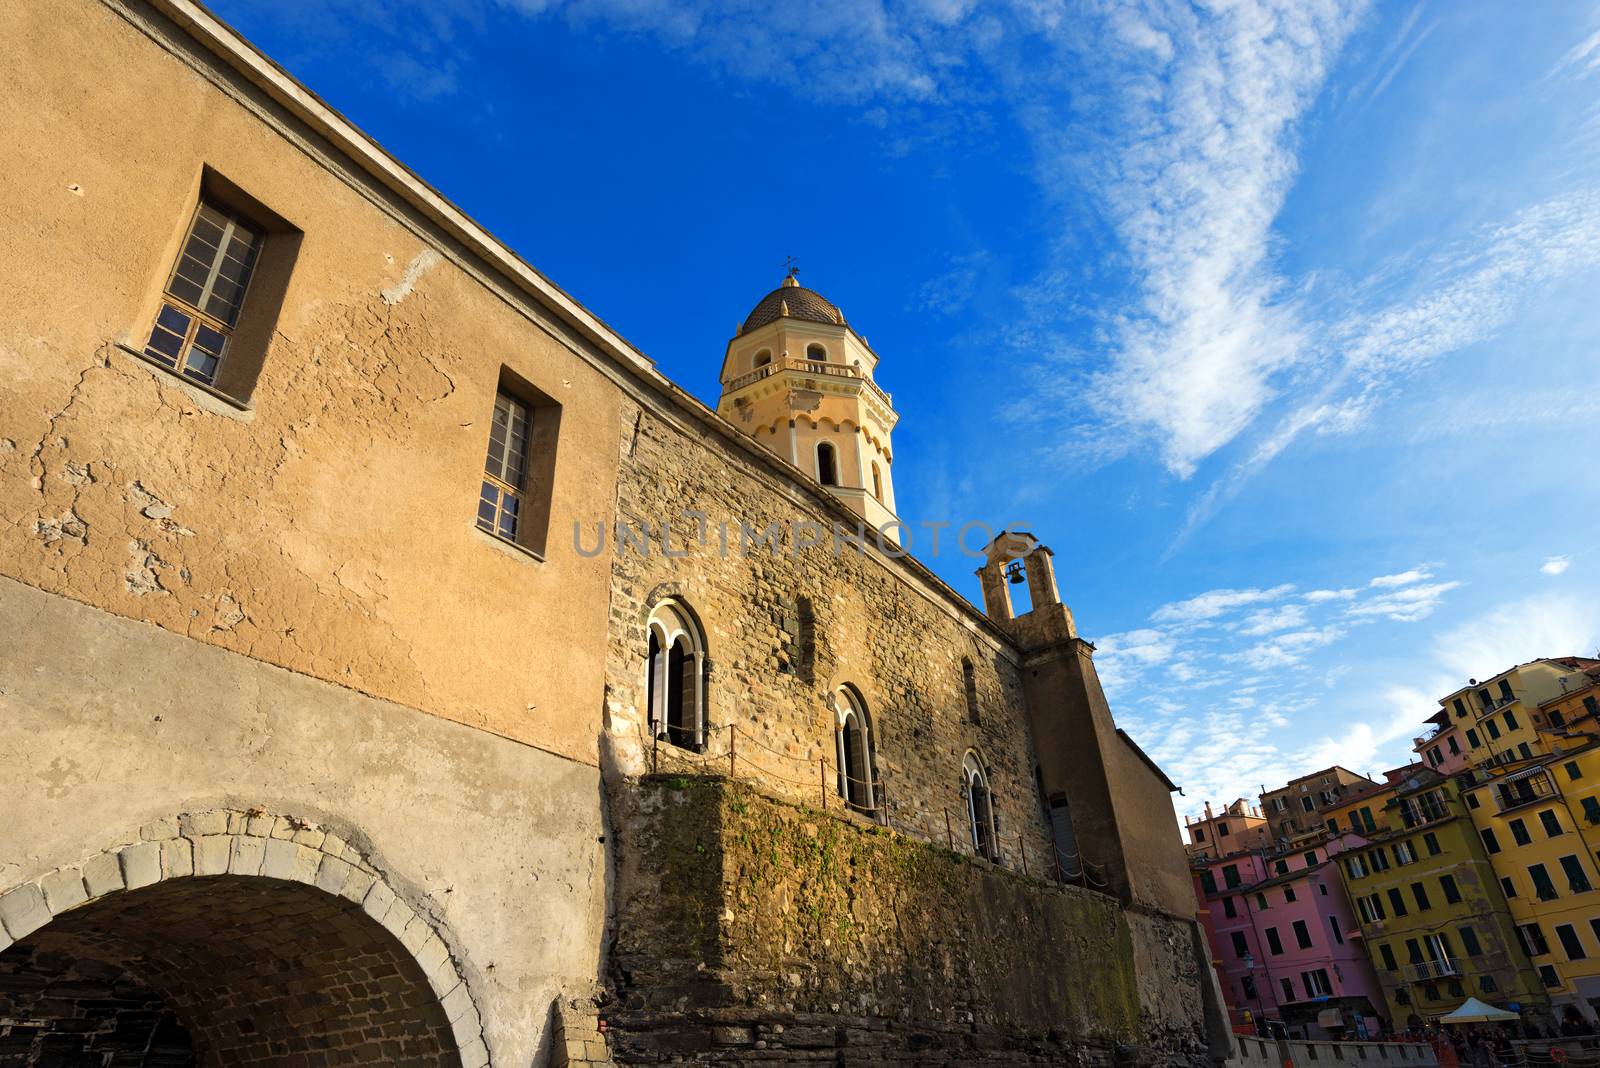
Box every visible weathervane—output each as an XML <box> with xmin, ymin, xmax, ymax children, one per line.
<box><xmin>782</xmin><ymin>255</ymin><xmax>799</xmax><ymax>280</ymax></box>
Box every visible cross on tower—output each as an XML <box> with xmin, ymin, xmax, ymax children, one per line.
<box><xmin>782</xmin><ymin>255</ymin><xmax>799</xmax><ymax>280</ymax></box>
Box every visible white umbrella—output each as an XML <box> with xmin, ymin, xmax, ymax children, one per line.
<box><xmin>1436</xmin><ymin>998</ymin><xmax>1519</xmax><ymax>1024</ymax></box>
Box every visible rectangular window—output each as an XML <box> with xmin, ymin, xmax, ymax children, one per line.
<box><xmin>1387</xmin><ymin>888</ymin><xmax>1409</xmax><ymax>917</ymax></box>
<box><xmin>1586</xmin><ymin>696</ymin><xmax>1599</xmax><ymax>717</ymax></box>
<box><xmin>1285</xmin><ymin>887</ymin><xmax>1297</xmax><ymax>903</ymax></box>
<box><xmin>1519</xmin><ymin>743</ymin><xmax>1533</xmax><ymax>760</ymax></box>
<box><xmin>1304</xmin><ymin>850</ymin><xmax>1318</xmax><ymax>867</ymax></box>
<box><xmin>1325</xmin><ymin>818</ymin><xmax>1339</xmax><ymax>834</ymax></box>
<box><xmin>1329</xmin><ymin>916</ymin><xmax>1344</xmax><ymax>944</ymax></box>
<box><xmin>1360</xmin><ymin>807</ymin><xmax>1377</xmax><ymax>833</ymax></box>
<box><xmin>1281</xmin><ymin>977</ymin><xmax>1295</xmax><ymax>1003</ymax></box>
<box><xmin>1201</xmin><ymin>870</ymin><xmax>1217</xmax><ymax>894</ymax></box>
<box><xmin>1510</xmin><ymin>819</ymin><xmax>1531</xmax><ymax>846</ymax></box>
<box><xmin>1223</xmin><ymin>864</ymin><xmax>1241</xmax><ymax>889</ymax></box>
<box><xmin>1218</xmin><ymin>821</ymin><xmax>1231</xmax><ymax>836</ymax></box>
<box><xmin>1481</xmin><ymin>827</ymin><xmax>1502</xmax><ymax>854</ymax></box>
<box><xmin>1480</xmin><ymin>975</ymin><xmax>1497</xmax><ymax>993</ymax></box>
<box><xmin>1467</xmin><ymin>729</ymin><xmax>1480</xmax><ymax>748</ymax></box>
<box><xmin>1567</xmin><ymin>761</ymin><xmax>1584</xmax><ymax>782</ymax></box>
<box><xmin>144</xmin><ymin>201</ymin><xmax>264</xmax><ymax>386</ymax></box>
<box><xmin>1370</xmin><ymin>847</ymin><xmax>1391</xmax><ymax>872</ymax></box>
<box><xmin>1193</xmin><ymin>827</ymin><xmax>1206</xmax><ymax>842</ymax></box>
<box><xmin>1590</xmin><ymin>918</ymin><xmax>1600</xmax><ymax>948</ymax></box>
<box><xmin>1501</xmin><ymin>875</ymin><xmax>1518</xmax><ymax>898</ymax></box>
<box><xmin>1346</xmin><ymin>856</ymin><xmax>1367</xmax><ymax>879</ymax></box>
<box><xmin>478</xmin><ymin>391</ymin><xmax>533</xmax><ymax>542</ymax></box>
<box><xmin>1467</xmin><ymin>792</ymin><xmax>1481</xmax><ymax>809</ymax></box>
<box><xmin>1424</xmin><ymin>832</ymin><xmax>1441</xmax><ymax>856</ymax></box>
<box><xmin>1552</xmin><ymin>710</ymin><xmax>1567</xmax><ymax>728</ymax></box>
<box><xmin>1460</xmin><ymin>926</ymin><xmax>1482</xmax><ymax>957</ymax></box>
<box><xmin>1379</xmin><ymin>943</ymin><xmax>1398</xmax><ymax>971</ymax></box>
<box><xmin>1539</xmin><ymin>964</ymin><xmax>1561</xmax><ymax>988</ymax></box>
<box><xmin>1541</xmin><ymin>810</ymin><xmax>1565</xmax><ymax>838</ymax></box>
<box><xmin>1294</xmin><ymin>920</ymin><xmax>1313</xmax><ymax>949</ymax></box>
<box><xmin>1485</xmin><ymin>719</ymin><xmax>1501</xmax><ymax>741</ymax></box>
<box><xmin>1301</xmin><ymin>796</ymin><xmax>1315</xmax><ymax>812</ymax></box>
<box><xmin>1584</xmin><ymin>797</ymin><xmax>1600</xmax><ymax>825</ymax></box>
<box><xmin>1454</xmin><ymin>698</ymin><xmax>1467</xmax><ymax>718</ymax></box>
<box><xmin>1504</xmin><ymin>710</ymin><xmax>1520</xmax><ymax>731</ymax></box>
<box><xmin>474</xmin><ymin>378</ymin><xmax>559</xmax><ymax>556</ymax></box>
<box><xmin>1256</xmin><ymin>892</ymin><xmax>1269</xmax><ymax>910</ymax></box>
<box><xmin>1412</xmin><ymin>881</ymin><xmax>1431</xmax><ymax>911</ymax></box>
<box><xmin>1559</xmin><ymin>854</ymin><xmax>1591</xmax><ymax>894</ymax></box>
<box><xmin>1557</xmin><ymin>924</ymin><xmax>1586</xmax><ymax>961</ymax></box>
<box><xmin>1275</xmin><ymin>859</ymin><xmax>1289</xmax><ymax>875</ymax></box>
<box><xmin>1440</xmin><ymin>873</ymin><xmax>1461</xmax><ymax>904</ymax></box>
<box><xmin>1223</xmin><ymin>896</ymin><xmax>1237</xmax><ymax>918</ymax></box>
<box><xmin>1394</xmin><ymin>841</ymin><xmax>1417</xmax><ymax>865</ymax></box>
<box><xmin>1531</xmin><ymin>864</ymin><xmax>1559</xmax><ymax>901</ymax></box>
<box><xmin>1266</xmin><ymin>927</ymin><xmax>1284</xmax><ymax>955</ymax></box>
<box><xmin>1358</xmin><ymin>894</ymin><xmax>1386</xmax><ymax>924</ymax></box>
<box><xmin>1406</xmin><ymin>938</ymin><xmax>1424</xmax><ymax>964</ymax></box>
<box><xmin>1231</xmin><ymin>931</ymin><xmax>1249</xmax><ymax>958</ymax></box>
<box><xmin>1302</xmin><ymin>969</ymin><xmax>1333</xmax><ymax>998</ymax></box>
<box><xmin>1500</xmin><ymin>679</ymin><xmax>1515</xmax><ymax>701</ymax></box>
<box><xmin>1448</xmin><ymin>736</ymin><xmax>1461</xmax><ymax>755</ymax></box>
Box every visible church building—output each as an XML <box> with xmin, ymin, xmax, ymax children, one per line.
<box><xmin>0</xmin><ymin>1</ymin><xmax>1227</xmax><ymax>1064</ymax></box>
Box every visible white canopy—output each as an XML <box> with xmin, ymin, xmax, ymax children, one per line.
<box><xmin>1436</xmin><ymin>998</ymin><xmax>1519</xmax><ymax>1024</ymax></box>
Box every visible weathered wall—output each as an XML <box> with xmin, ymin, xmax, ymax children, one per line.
<box><xmin>1</xmin><ymin>0</ymin><xmax>622</xmax><ymax>765</ymax></box>
<box><xmin>607</xmin><ymin>778</ymin><xmax>1212</xmax><ymax>1065</ymax></box>
<box><xmin>603</xmin><ymin>394</ymin><xmax>1057</xmax><ymax>872</ymax></box>
<box><xmin>0</xmin><ymin>575</ymin><xmax>608</xmax><ymax>1065</ymax></box>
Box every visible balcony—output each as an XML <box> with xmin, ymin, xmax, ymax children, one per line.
<box><xmin>723</xmin><ymin>356</ymin><xmax>894</xmax><ymax>408</ymax></box>
<box><xmin>1493</xmin><ymin>770</ymin><xmax>1556</xmax><ymax>813</ymax></box>
<box><xmin>1404</xmin><ymin>959</ymin><xmax>1461</xmax><ymax>983</ymax></box>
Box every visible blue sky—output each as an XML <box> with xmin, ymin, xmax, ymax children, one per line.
<box><xmin>217</xmin><ymin>0</ymin><xmax>1600</xmax><ymax>814</ymax></box>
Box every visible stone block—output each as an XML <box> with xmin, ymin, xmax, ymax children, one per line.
<box><xmin>180</xmin><ymin>810</ymin><xmax>227</xmax><ymax>836</ymax></box>
<box><xmin>140</xmin><ymin>816</ymin><xmax>179</xmax><ymax>841</ymax></box>
<box><xmin>290</xmin><ymin>826</ymin><xmax>325</xmax><ymax>849</ymax></box>
<box><xmin>400</xmin><ymin>912</ymin><xmax>432</xmax><ymax>952</ymax></box>
<box><xmin>229</xmin><ymin>834</ymin><xmax>267</xmax><ymax>876</ymax></box>
<box><xmin>414</xmin><ymin>933</ymin><xmax>449</xmax><ymax>976</ymax></box>
<box><xmin>457</xmin><ymin>1038</ymin><xmax>489</xmax><ymax>1068</ymax></box>
<box><xmin>161</xmin><ymin>836</ymin><xmax>194</xmax><ymax>878</ymax></box>
<box><xmin>314</xmin><ymin>854</ymin><xmax>352</xmax><ymax>896</ymax></box>
<box><xmin>245</xmin><ymin>813</ymin><xmax>274</xmax><ymax>836</ymax></box>
<box><xmin>381</xmin><ymin>898</ymin><xmax>417</xmax><ymax>942</ymax></box>
<box><xmin>0</xmin><ymin>883</ymin><xmax>52</xmax><ymax>939</ymax></box>
<box><xmin>361</xmin><ymin>878</ymin><xmax>396</xmax><ymax>923</ymax></box>
<box><xmin>320</xmin><ymin>831</ymin><xmax>348</xmax><ymax>857</ymax></box>
<box><xmin>119</xmin><ymin>841</ymin><xmax>162</xmax><ymax>889</ymax></box>
<box><xmin>440</xmin><ymin>980</ymin><xmax>475</xmax><ymax>1024</ymax></box>
<box><xmin>82</xmin><ymin>850</ymin><xmax>125</xmax><ymax>897</ymax></box>
<box><xmin>192</xmin><ymin>835</ymin><xmax>231</xmax><ymax>876</ymax></box>
<box><xmin>427</xmin><ymin>955</ymin><xmax>462</xmax><ymax>999</ymax></box>
<box><xmin>40</xmin><ymin>867</ymin><xmax>88</xmax><ymax>914</ymax></box>
<box><xmin>340</xmin><ymin>867</ymin><xmax>376</xmax><ymax>906</ymax></box>
<box><xmin>449</xmin><ymin>997</ymin><xmax>483</xmax><ymax>1050</ymax></box>
<box><xmin>260</xmin><ymin>838</ymin><xmax>318</xmax><ymax>882</ymax></box>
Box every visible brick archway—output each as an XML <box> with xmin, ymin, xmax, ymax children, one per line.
<box><xmin>0</xmin><ymin>807</ymin><xmax>487</xmax><ymax>1067</ymax></box>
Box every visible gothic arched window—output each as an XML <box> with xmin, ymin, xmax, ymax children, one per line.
<box><xmin>816</xmin><ymin>441</ymin><xmax>838</xmax><ymax>486</ymax></box>
<box><xmin>964</xmin><ymin>751</ymin><xmax>998</xmax><ymax>861</ymax></box>
<box><xmin>806</xmin><ymin>342</ymin><xmax>827</xmax><ymax>362</ymax></box>
<box><xmin>834</xmin><ymin>686</ymin><xmax>876</xmax><ymax>813</ymax></box>
<box><xmin>646</xmin><ymin>600</ymin><xmax>705</xmax><ymax>750</ymax></box>
<box><xmin>871</xmin><ymin>461</ymin><xmax>883</xmax><ymax>502</ymax></box>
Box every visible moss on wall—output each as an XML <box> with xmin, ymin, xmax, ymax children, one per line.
<box><xmin>611</xmin><ymin>775</ymin><xmax>1146</xmax><ymax>1048</ymax></box>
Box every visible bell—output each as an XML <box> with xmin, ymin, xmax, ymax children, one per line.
<box><xmin>1006</xmin><ymin>560</ymin><xmax>1026</xmax><ymax>585</ymax></box>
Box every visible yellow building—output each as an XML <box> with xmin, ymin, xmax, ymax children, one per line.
<box><xmin>1334</xmin><ymin>768</ymin><xmax>1548</xmax><ymax>1027</ymax></box>
<box><xmin>1437</xmin><ymin>659</ymin><xmax>1600</xmax><ymax>770</ymax></box>
<box><xmin>1461</xmin><ymin>736</ymin><xmax>1600</xmax><ymax>1023</ymax></box>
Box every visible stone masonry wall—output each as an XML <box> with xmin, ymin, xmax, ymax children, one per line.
<box><xmin>602</xmin><ymin>396</ymin><xmax>1058</xmax><ymax>873</ymax></box>
<box><xmin>606</xmin><ymin>778</ymin><xmax>1211</xmax><ymax>1065</ymax></box>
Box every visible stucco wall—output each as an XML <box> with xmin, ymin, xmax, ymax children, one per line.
<box><xmin>1</xmin><ymin>0</ymin><xmax>621</xmax><ymax>766</ymax></box>
<box><xmin>0</xmin><ymin>575</ymin><xmax>609</xmax><ymax>1065</ymax></box>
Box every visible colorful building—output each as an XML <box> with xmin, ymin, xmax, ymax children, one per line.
<box><xmin>1437</xmin><ymin>659</ymin><xmax>1600</xmax><ymax>770</ymax></box>
<box><xmin>1195</xmin><ymin>835</ymin><xmax>1386</xmax><ymax>1037</ymax></box>
<box><xmin>1262</xmin><ymin>766</ymin><xmax>1383</xmax><ymax>845</ymax></box>
<box><xmin>1333</xmin><ymin>768</ymin><xmax>1547</xmax><ymax>1027</ymax></box>
<box><xmin>1415</xmin><ymin>711</ymin><xmax>1472</xmax><ymax>775</ymax></box>
<box><xmin>1187</xmin><ymin>798</ymin><xmax>1271</xmax><ymax>860</ymax></box>
<box><xmin>1460</xmin><ymin>735</ymin><xmax>1600</xmax><ymax>1023</ymax></box>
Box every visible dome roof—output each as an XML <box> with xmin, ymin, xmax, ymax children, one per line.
<box><xmin>739</xmin><ymin>275</ymin><xmax>843</xmax><ymax>335</ymax></box>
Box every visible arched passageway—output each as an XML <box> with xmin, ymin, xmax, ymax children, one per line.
<box><xmin>0</xmin><ymin>811</ymin><xmax>475</xmax><ymax>1067</ymax></box>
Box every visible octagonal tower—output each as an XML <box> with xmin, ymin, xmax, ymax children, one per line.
<box><xmin>716</xmin><ymin>272</ymin><xmax>901</xmax><ymax>540</ymax></box>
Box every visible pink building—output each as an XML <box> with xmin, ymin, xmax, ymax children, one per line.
<box><xmin>1415</xmin><ymin>710</ymin><xmax>1471</xmax><ymax>774</ymax></box>
<box><xmin>1194</xmin><ymin>833</ymin><xmax>1388</xmax><ymax>1039</ymax></box>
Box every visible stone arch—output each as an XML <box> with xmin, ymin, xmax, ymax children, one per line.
<box><xmin>0</xmin><ymin>806</ymin><xmax>486</xmax><ymax>1067</ymax></box>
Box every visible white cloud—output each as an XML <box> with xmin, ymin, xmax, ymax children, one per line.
<box><xmin>1344</xmin><ymin>581</ymin><xmax>1461</xmax><ymax>622</ymax></box>
<box><xmin>1238</xmin><ymin>603</ymin><xmax>1309</xmax><ymax>636</ymax></box>
<box><xmin>1304</xmin><ymin>588</ymin><xmax>1357</xmax><ymax>603</ymax></box>
<box><xmin>1150</xmin><ymin>583</ymin><xmax>1296</xmax><ymax>624</ymax></box>
<box><xmin>1542</xmin><ymin>556</ymin><xmax>1572</xmax><ymax>576</ymax></box>
<box><xmin>1369</xmin><ymin>567</ymin><xmax>1431</xmax><ymax>588</ymax></box>
<box><xmin>1431</xmin><ymin>592</ymin><xmax>1600</xmax><ymax>684</ymax></box>
<box><xmin>1232</xmin><ymin>626</ymin><xmax>1344</xmax><ymax>670</ymax></box>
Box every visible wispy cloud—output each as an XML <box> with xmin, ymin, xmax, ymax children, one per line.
<box><xmin>1369</xmin><ymin>567</ymin><xmax>1431</xmax><ymax>588</ymax></box>
<box><xmin>1543</xmin><ymin>555</ymin><xmax>1572</xmax><ymax>576</ymax></box>
<box><xmin>1150</xmin><ymin>584</ymin><xmax>1296</xmax><ymax>625</ymax></box>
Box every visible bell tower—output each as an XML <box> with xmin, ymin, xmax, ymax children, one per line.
<box><xmin>716</xmin><ymin>271</ymin><xmax>901</xmax><ymax>541</ymax></box>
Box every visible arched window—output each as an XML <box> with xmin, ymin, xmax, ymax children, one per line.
<box><xmin>962</xmin><ymin>658</ymin><xmax>980</xmax><ymax>725</ymax></box>
<box><xmin>753</xmin><ymin>349</ymin><xmax>772</xmax><ymax>369</ymax></box>
<box><xmin>806</xmin><ymin>342</ymin><xmax>827</xmax><ymax>362</ymax></box>
<box><xmin>646</xmin><ymin>600</ymin><xmax>705</xmax><ymax>750</ymax></box>
<box><xmin>816</xmin><ymin>441</ymin><xmax>838</xmax><ymax>486</ymax></box>
<box><xmin>964</xmin><ymin>752</ymin><xmax>998</xmax><ymax>861</ymax></box>
<box><xmin>834</xmin><ymin>687</ymin><xmax>876</xmax><ymax>813</ymax></box>
<box><xmin>871</xmin><ymin>462</ymin><xmax>883</xmax><ymax>502</ymax></box>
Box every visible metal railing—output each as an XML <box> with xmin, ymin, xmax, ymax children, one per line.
<box><xmin>1403</xmin><ymin>958</ymin><xmax>1461</xmax><ymax>982</ymax></box>
<box><xmin>646</xmin><ymin>723</ymin><xmax>1109</xmax><ymax>891</ymax></box>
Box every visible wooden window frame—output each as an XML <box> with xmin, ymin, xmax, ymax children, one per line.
<box><xmin>144</xmin><ymin>200</ymin><xmax>264</xmax><ymax>387</ymax></box>
<box><xmin>474</xmin><ymin>370</ymin><xmax>561</xmax><ymax>558</ymax></box>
